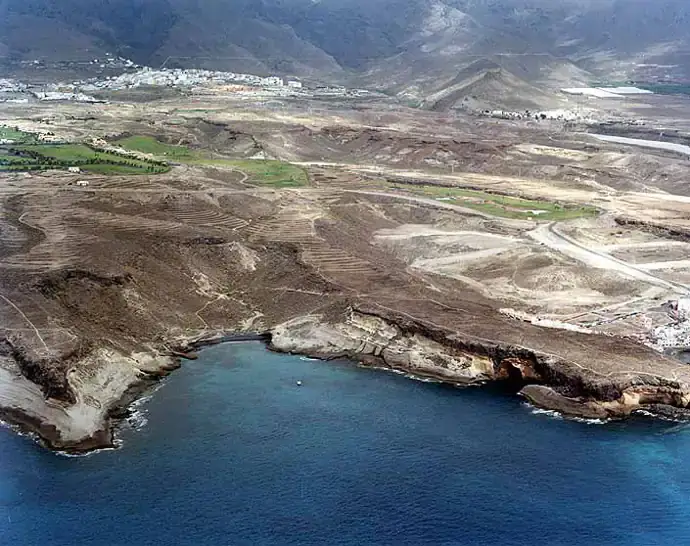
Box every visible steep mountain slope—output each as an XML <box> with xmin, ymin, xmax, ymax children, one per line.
<box><xmin>420</xmin><ymin>61</ymin><xmax>565</xmax><ymax>111</ymax></box>
<box><xmin>149</xmin><ymin>8</ymin><xmax>342</xmax><ymax>76</ymax></box>
<box><xmin>1</xmin><ymin>0</ymin><xmax>690</xmax><ymax>94</ymax></box>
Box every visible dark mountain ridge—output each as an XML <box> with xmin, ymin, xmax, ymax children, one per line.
<box><xmin>1</xmin><ymin>0</ymin><xmax>690</xmax><ymax>100</ymax></box>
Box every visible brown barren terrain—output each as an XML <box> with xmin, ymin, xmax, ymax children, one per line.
<box><xmin>3</xmin><ymin>89</ymin><xmax>690</xmax><ymax>451</ymax></box>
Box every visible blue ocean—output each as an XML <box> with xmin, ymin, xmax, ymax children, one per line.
<box><xmin>2</xmin><ymin>341</ymin><xmax>690</xmax><ymax>545</ymax></box>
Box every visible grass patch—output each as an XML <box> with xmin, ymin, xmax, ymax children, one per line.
<box><xmin>0</xmin><ymin>152</ymin><xmax>32</xmax><ymax>164</ymax></box>
<box><xmin>213</xmin><ymin>159</ymin><xmax>309</xmax><ymax>187</ymax></box>
<box><xmin>81</xmin><ymin>164</ymin><xmax>157</xmax><ymax>175</ymax></box>
<box><xmin>0</xmin><ymin>164</ymin><xmax>53</xmax><ymax>172</ymax></box>
<box><xmin>391</xmin><ymin>184</ymin><xmax>598</xmax><ymax>221</ymax></box>
<box><xmin>20</xmin><ymin>144</ymin><xmax>102</xmax><ymax>161</ymax></box>
<box><xmin>114</xmin><ymin>135</ymin><xmax>197</xmax><ymax>160</ymax></box>
<box><xmin>115</xmin><ymin>135</ymin><xmax>308</xmax><ymax>186</ymax></box>
<box><xmin>0</xmin><ymin>126</ymin><xmax>37</xmax><ymax>144</ymax></box>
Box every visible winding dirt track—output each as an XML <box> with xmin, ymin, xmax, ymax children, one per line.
<box><xmin>348</xmin><ymin>188</ymin><xmax>690</xmax><ymax>294</ymax></box>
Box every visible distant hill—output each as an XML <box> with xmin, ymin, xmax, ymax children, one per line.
<box><xmin>419</xmin><ymin>61</ymin><xmax>565</xmax><ymax>112</ymax></box>
<box><xmin>1</xmin><ymin>0</ymin><xmax>690</xmax><ymax>102</ymax></box>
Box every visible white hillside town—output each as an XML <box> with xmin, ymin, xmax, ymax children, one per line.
<box><xmin>0</xmin><ymin>64</ymin><xmax>372</xmax><ymax>104</ymax></box>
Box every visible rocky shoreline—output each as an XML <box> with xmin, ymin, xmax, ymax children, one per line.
<box><xmin>0</xmin><ymin>332</ymin><xmax>270</xmax><ymax>454</ymax></box>
<box><xmin>269</xmin><ymin>306</ymin><xmax>690</xmax><ymax>423</ymax></box>
<box><xmin>3</xmin><ymin>308</ymin><xmax>690</xmax><ymax>453</ymax></box>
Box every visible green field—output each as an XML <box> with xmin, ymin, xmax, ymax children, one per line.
<box><xmin>20</xmin><ymin>144</ymin><xmax>104</xmax><ymax>161</ymax></box>
<box><xmin>113</xmin><ymin>135</ymin><xmax>197</xmax><ymax>160</ymax></box>
<box><xmin>1</xmin><ymin>132</ymin><xmax>305</xmax><ymax>180</ymax></box>
<box><xmin>0</xmin><ymin>142</ymin><xmax>170</xmax><ymax>174</ymax></box>
<box><xmin>115</xmin><ymin>135</ymin><xmax>309</xmax><ymax>187</ymax></box>
<box><xmin>0</xmin><ymin>152</ymin><xmax>31</xmax><ymax>164</ymax></box>
<box><xmin>204</xmin><ymin>159</ymin><xmax>309</xmax><ymax>188</ymax></box>
<box><xmin>81</xmin><ymin>163</ymin><xmax>158</xmax><ymax>175</ymax></box>
<box><xmin>0</xmin><ymin>126</ymin><xmax>37</xmax><ymax>144</ymax></box>
<box><xmin>392</xmin><ymin>184</ymin><xmax>598</xmax><ymax>221</ymax></box>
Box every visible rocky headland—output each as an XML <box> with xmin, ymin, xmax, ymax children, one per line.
<box><xmin>6</xmin><ymin>297</ymin><xmax>690</xmax><ymax>453</ymax></box>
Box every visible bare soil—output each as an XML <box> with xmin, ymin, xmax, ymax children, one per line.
<box><xmin>3</xmin><ymin>90</ymin><xmax>690</xmax><ymax>449</ymax></box>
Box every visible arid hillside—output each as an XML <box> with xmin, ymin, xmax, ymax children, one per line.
<box><xmin>3</xmin><ymin>87</ymin><xmax>690</xmax><ymax>451</ymax></box>
<box><xmin>2</xmin><ymin>0</ymin><xmax>690</xmax><ymax>82</ymax></box>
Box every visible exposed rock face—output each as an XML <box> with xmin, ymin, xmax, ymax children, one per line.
<box><xmin>2</xmin><ymin>159</ymin><xmax>690</xmax><ymax>453</ymax></box>
<box><xmin>0</xmin><ymin>346</ymin><xmax>177</xmax><ymax>452</ymax></box>
<box><xmin>271</xmin><ymin>310</ymin><xmax>495</xmax><ymax>384</ymax></box>
<box><xmin>271</xmin><ymin>307</ymin><xmax>690</xmax><ymax>421</ymax></box>
<box><xmin>520</xmin><ymin>385</ymin><xmax>610</xmax><ymax>420</ymax></box>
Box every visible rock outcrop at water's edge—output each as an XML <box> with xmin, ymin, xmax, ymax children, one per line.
<box><xmin>0</xmin><ymin>331</ymin><xmax>270</xmax><ymax>453</ymax></box>
<box><xmin>0</xmin><ymin>342</ymin><xmax>180</xmax><ymax>453</ymax></box>
<box><xmin>269</xmin><ymin>306</ymin><xmax>690</xmax><ymax>421</ymax></box>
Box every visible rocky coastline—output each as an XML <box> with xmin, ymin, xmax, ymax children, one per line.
<box><xmin>0</xmin><ymin>332</ymin><xmax>270</xmax><ymax>454</ymax></box>
<box><xmin>3</xmin><ymin>307</ymin><xmax>690</xmax><ymax>453</ymax></box>
<box><xmin>269</xmin><ymin>306</ymin><xmax>690</xmax><ymax>423</ymax></box>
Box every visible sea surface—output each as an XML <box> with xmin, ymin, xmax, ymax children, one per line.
<box><xmin>2</xmin><ymin>342</ymin><xmax>690</xmax><ymax>545</ymax></box>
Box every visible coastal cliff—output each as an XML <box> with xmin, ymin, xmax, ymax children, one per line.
<box><xmin>270</xmin><ymin>306</ymin><xmax>690</xmax><ymax>421</ymax></box>
<box><xmin>0</xmin><ymin>343</ymin><xmax>178</xmax><ymax>452</ymax></box>
<box><xmin>3</xmin><ymin>302</ymin><xmax>690</xmax><ymax>453</ymax></box>
<box><xmin>3</xmin><ymin>161</ymin><xmax>690</xmax><ymax>453</ymax></box>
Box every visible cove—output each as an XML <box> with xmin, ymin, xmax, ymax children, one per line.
<box><xmin>2</xmin><ymin>341</ymin><xmax>690</xmax><ymax>545</ymax></box>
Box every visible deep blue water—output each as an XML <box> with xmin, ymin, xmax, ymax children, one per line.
<box><xmin>2</xmin><ymin>342</ymin><xmax>690</xmax><ymax>545</ymax></box>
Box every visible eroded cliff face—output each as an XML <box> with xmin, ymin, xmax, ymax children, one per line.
<box><xmin>3</xmin><ymin>163</ymin><xmax>690</xmax><ymax>453</ymax></box>
<box><xmin>0</xmin><ymin>346</ymin><xmax>177</xmax><ymax>452</ymax></box>
<box><xmin>271</xmin><ymin>309</ymin><xmax>496</xmax><ymax>384</ymax></box>
<box><xmin>6</xmin><ymin>303</ymin><xmax>690</xmax><ymax>453</ymax></box>
<box><xmin>270</xmin><ymin>307</ymin><xmax>690</xmax><ymax>421</ymax></box>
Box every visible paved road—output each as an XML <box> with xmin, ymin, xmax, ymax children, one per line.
<box><xmin>529</xmin><ymin>223</ymin><xmax>689</xmax><ymax>293</ymax></box>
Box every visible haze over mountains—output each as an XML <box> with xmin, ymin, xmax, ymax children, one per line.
<box><xmin>1</xmin><ymin>0</ymin><xmax>690</xmax><ymax>107</ymax></box>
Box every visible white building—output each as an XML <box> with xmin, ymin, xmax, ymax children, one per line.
<box><xmin>676</xmin><ymin>298</ymin><xmax>690</xmax><ymax>321</ymax></box>
<box><xmin>263</xmin><ymin>76</ymin><xmax>284</xmax><ymax>87</ymax></box>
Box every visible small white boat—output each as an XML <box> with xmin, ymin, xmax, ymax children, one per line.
<box><xmin>296</xmin><ymin>380</ymin><xmax>303</xmax><ymax>386</ymax></box>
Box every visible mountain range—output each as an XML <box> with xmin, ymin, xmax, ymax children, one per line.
<box><xmin>1</xmin><ymin>0</ymin><xmax>690</xmax><ymax>107</ymax></box>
